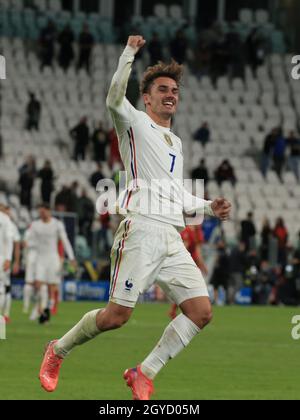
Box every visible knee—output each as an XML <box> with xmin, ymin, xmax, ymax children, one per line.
<box><xmin>187</xmin><ymin>309</ymin><xmax>213</xmax><ymax>330</ymax></box>
<box><xmin>200</xmin><ymin>309</ymin><xmax>213</xmax><ymax>328</ymax></box>
<box><xmin>108</xmin><ymin>315</ymin><xmax>129</xmax><ymax>330</ymax></box>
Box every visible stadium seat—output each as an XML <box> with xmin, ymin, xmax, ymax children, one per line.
<box><xmin>283</xmin><ymin>172</ymin><xmax>298</xmax><ymax>186</ymax></box>
<box><xmin>232</xmin><ymin>78</ymin><xmax>245</xmax><ymax>92</ymax></box>
<box><xmin>277</xmin><ymin>92</ymin><xmax>291</xmax><ymax>106</ymax></box>
<box><xmin>217</xmin><ymin>77</ymin><xmax>231</xmax><ymax>93</ymax></box>
<box><xmin>184</xmin><ymin>25</ymin><xmax>197</xmax><ymax>44</ymax></box>
<box><xmin>154</xmin><ymin>4</ymin><xmax>168</xmax><ymax>19</ymax></box>
<box><xmin>255</xmin><ymin>9</ymin><xmax>269</xmax><ymax>25</ymax></box>
<box><xmin>199</xmin><ymin>76</ymin><xmax>214</xmax><ymax>91</ymax></box>
<box><xmin>48</xmin><ymin>0</ymin><xmax>62</xmax><ymax>12</ymax></box>
<box><xmin>239</xmin><ymin>9</ymin><xmax>253</xmax><ymax>25</ymax></box>
<box><xmin>266</xmin><ymin>171</ymin><xmax>280</xmax><ymax>184</ymax></box>
<box><xmin>169</xmin><ymin>5</ymin><xmax>183</xmax><ymax>20</ymax></box>
<box><xmin>33</xmin><ymin>0</ymin><xmax>47</xmax><ymax>12</ymax></box>
<box><xmin>271</xmin><ymin>30</ymin><xmax>286</xmax><ymax>54</ymax></box>
<box><xmin>10</xmin><ymin>0</ymin><xmax>25</xmax><ymax>11</ymax></box>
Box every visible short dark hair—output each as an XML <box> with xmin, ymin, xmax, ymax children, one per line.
<box><xmin>140</xmin><ymin>60</ymin><xmax>184</xmax><ymax>95</ymax></box>
<box><xmin>38</xmin><ymin>203</ymin><xmax>51</xmax><ymax>210</ymax></box>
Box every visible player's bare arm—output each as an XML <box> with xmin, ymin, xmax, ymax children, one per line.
<box><xmin>3</xmin><ymin>260</ymin><xmax>11</xmax><ymax>272</ymax></box>
<box><xmin>12</xmin><ymin>242</ymin><xmax>21</xmax><ymax>275</ymax></box>
<box><xmin>106</xmin><ymin>35</ymin><xmax>145</xmax><ymax>118</ymax></box>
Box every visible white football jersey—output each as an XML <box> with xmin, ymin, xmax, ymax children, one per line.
<box><xmin>28</xmin><ymin>218</ymin><xmax>75</xmax><ymax>260</ymax></box>
<box><xmin>107</xmin><ymin>46</ymin><xmax>212</xmax><ymax>227</ymax></box>
<box><xmin>11</xmin><ymin>221</ymin><xmax>21</xmax><ymax>243</ymax></box>
<box><xmin>24</xmin><ymin>228</ymin><xmax>35</xmax><ymax>250</ymax></box>
<box><xmin>24</xmin><ymin>228</ymin><xmax>37</xmax><ymax>262</ymax></box>
<box><xmin>0</xmin><ymin>212</ymin><xmax>14</xmax><ymax>260</ymax></box>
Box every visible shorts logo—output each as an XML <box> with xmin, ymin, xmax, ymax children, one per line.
<box><xmin>125</xmin><ymin>279</ymin><xmax>133</xmax><ymax>292</ymax></box>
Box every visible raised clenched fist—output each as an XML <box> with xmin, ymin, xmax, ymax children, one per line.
<box><xmin>127</xmin><ymin>35</ymin><xmax>146</xmax><ymax>54</ymax></box>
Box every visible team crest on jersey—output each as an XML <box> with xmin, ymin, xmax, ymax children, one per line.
<box><xmin>164</xmin><ymin>134</ymin><xmax>173</xmax><ymax>147</ymax></box>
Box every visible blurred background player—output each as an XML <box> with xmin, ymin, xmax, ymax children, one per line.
<box><xmin>0</xmin><ymin>209</ymin><xmax>14</xmax><ymax>322</ymax></box>
<box><xmin>22</xmin><ymin>227</ymin><xmax>38</xmax><ymax>317</ymax></box>
<box><xmin>169</xmin><ymin>225</ymin><xmax>208</xmax><ymax>319</ymax></box>
<box><xmin>28</xmin><ymin>204</ymin><xmax>76</xmax><ymax>323</ymax></box>
<box><xmin>0</xmin><ymin>205</ymin><xmax>21</xmax><ymax>323</ymax></box>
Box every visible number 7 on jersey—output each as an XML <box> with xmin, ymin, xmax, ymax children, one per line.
<box><xmin>169</xmin><ymin>154</ymin><xmax>177</xmax><ymax>173</ymax></box>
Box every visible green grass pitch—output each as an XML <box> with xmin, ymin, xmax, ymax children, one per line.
<box><xmin>1</xmin><ymin>301</ymin><xmax>300</xmax><ymax>400</ymax></box>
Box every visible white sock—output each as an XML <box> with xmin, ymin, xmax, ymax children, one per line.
<box><xmin>141</xmin><ymin>314</ymin><xmax>200</xmax><ymax>380</ymax></box>
<box><xmin>4</xmin><ymin>293</ymin><xmax>11</xmax><ymax>317</ymax></box>
<box><xmin>23</xmin><ymin>284</ymin><xmax>34</xmax><ymax>313</ymax></box>
<box><xmin>39</xmin><ymin>285</ymin><xmax>48</xmax><ymax>311</ymax></box>
<box><xmin>54</xmin><ymin>309</ymin><xmax>102</xmax><ymax>358</ymax></box>
<box><xmin>29</xmin><ymin>303</ymin><xmax>39</xmax><ymax>321</ymax></box>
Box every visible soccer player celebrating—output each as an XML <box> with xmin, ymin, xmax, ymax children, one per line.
<box><xmin>0</xmin><ymin>205</ymin><xmax>21</xmax><ymax>323</ymax></box>
<box><xmin>29</xmin><ymin>204</ymin><xmax>76</xmax><ymax>322</ymax></box>
<box><xmin>39</xmin><ymin>36</ymin><xmax>231</xmax><ymax>399</ymax></box>
<box><xmin>23</xmin><ymin>227</ymin><xmax>38</xmax><ymax>316</ymax></box>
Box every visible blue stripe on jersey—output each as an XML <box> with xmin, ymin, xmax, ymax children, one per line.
<box><xmin>129</xmin><ymin>139</ymin><xmax>136</xmax><ymax>180</ymax></box>
<box><xmin>127</xmin><ymin>129</ymin><xmax>137</xmax><ymax>188</ymax></box>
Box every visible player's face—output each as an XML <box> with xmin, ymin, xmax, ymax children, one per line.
<box><xmin>144</xmin><ymin>77</ymin><xmax>179</xmax><ymax>118</ymax></box>
<box><xmin>38</xmin><ymin>207</ymin><xmax>51</xmax><ymax>220</ymax></box>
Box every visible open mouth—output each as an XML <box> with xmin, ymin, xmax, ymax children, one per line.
<box><xmin>163</xmin><ymin>101</ymin><xmax>175</xmax><ymax>109</ymax></box>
